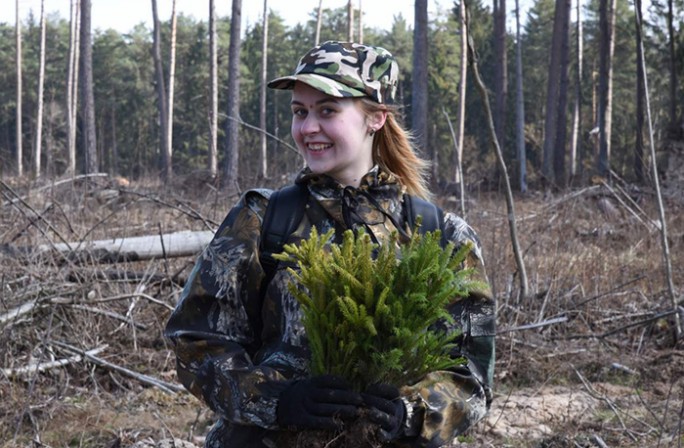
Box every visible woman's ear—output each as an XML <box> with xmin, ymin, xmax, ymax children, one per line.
<box><xmin>368</xmin><ymin>110</ymin><xmax>388</xmax><ymax>132</ymax></box>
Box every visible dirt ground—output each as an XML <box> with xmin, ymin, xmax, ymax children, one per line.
<box><xmin>1</xmin><ymin>172</ymin><xmax>683</xmax><ymax>448</ymax></box>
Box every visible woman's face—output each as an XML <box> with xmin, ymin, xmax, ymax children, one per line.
<box><xmin>290</xmin><ymin>82</ymin><xmax>384</xmax><ymax>187</ymax></box>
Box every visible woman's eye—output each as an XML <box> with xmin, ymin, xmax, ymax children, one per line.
<box><xmin>292</xmin><ymin>108</ymin><xmax>306</xmax><ymax>117</ymax></box>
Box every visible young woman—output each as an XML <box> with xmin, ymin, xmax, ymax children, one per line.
<box><xmin>165</xmin><ymin>41</ymin><xmax>495</xmax><ymax>448</ymax></box>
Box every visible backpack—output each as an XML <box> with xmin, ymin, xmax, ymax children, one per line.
<box><xmin>259</xmin><ymin>183</ymin><xmax>446</xmax><ymax>287</ymax></box>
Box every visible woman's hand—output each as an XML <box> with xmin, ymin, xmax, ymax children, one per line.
<box><xmin>277</xmin><ymin>374</ymin><xmax>362</xmax><ymax>430</ymax></box>
<box><xmin>362</xmin><ymin>383</ymin><xmax>406</xmax><ymax>442</ymax></box>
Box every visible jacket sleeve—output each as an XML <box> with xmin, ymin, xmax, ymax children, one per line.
<box><xmin>164</xmin><ymin>189</ymin><xmax>288</xmax><ymax>430</ymax></box>
<box><xmin>399</xmin><ymin>212</ymin><xmax>496</xmax><ymax>448</ymax></box>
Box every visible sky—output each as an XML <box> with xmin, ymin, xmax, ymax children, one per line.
<box><xmin>4</xmin><ymin>0</ymin><xmax>434</xmax><ymax>34</ymax></box>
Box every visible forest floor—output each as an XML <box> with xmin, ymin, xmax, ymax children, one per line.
<box><xmin>1</xmin><ymin>166</ymin><xmax>683</xmax><ymax>448</ymax></box>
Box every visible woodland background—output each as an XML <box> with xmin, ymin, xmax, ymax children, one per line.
<box><xmin>1</xmin><ymin>0</ymin><xmax>684</xmax><ymax>447</ymax></box>
<box><xmin>0</xmin><ymin>0</ymin><xmax>682</xmax><ymax>187</ymax></box>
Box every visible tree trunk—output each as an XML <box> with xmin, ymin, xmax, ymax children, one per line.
<box><xmin>72</xmin><ymin>1</ymin><xmax>81</xmax><ymax>173</ymax></box>
<box><xmin>666</xmin><ymin>0</ymin><xmax>677</xmax><ymax>135</ymax></box>
<box><xmin>34</xmin><ymin>0</ymin><xmax>47</xmax><ymax>179</ymax></box>
<box><xmin>432</xmin><ymin>122</ymin><xmax>439</xmax><ymax>180</ymax></box>
<box><xmin>541</xmin><ymin>0</ymin><xmax>565</xmax><ymax>184</ymax></box>
<box><xmin>597</xmin><ymin>0</ymin><xmax>615</xmax><ymax>177</ymax></box>
<box><xmin>259</xmin><ymin>0</ymin><xmax>269</xmax><ymax>179</ymax></box>
<box><xmin>411</xmin><ymin>0</ymin><xmax>429</xmax><ymax>155</ymax></box>
<box><xmin>151</xmin><ymin>0</ymin><xmax>168</xmax><ymax>179</ymax></box>
<box><xmin>454</xmin><ymin>0</ymin><xmax>468</xmax><ymax>196</ymax></box>
<box><xmin>552</xmin><ymin>0</ymin><xmax>571</xmax><ymax>187</ymax></box>
<box><xmin>15</xmin><ymin>0</ymin><xmax>23</xmax><ymax>177</ymax></box>
<box><xmin>66</xmin><ymin>0</ymin><xmax>80</xmax><ymax>176</ymax></box>
<box><xmin>569</xmin><ymin>0</ymin><xmax>582</xmax><ymax>182</ymax></box>
<box><xmin>358</xmin><ymin>0</ymin><xmax>363</xmax><ymax>43</ymax></box>
<box><xmin>224</xmin><ymin>0</ymin><xmax>243</xmax><ymax>191</ymax></box>
<box><xmin>605</xmin><ymin>0</ymin><xmax>616</xmax><ymax>170</ymax></box>
<box><xmin>444</xmin><ymin>109</ymin><xmax>464</xmax><ymax>215</ymax></box>
<box><xmin>209</xmin><ymin>0</ymin><xmax>218</xmax><ymax>179</ymax></box>
<box><xmin>591</xmin><ymin>60</ymin><xmax>598</xmax><ymax>158</ymax></box>
<box><xmin>634</xmin><ymin>0</ymin><xmax>681</xmax><ymax>341</ymax></box>
<box><xmin>79</xmin><ymin>0</ymin><xmax>97</xmax><ymax>174</ymax></box>
<box><xmin>493</xmin><ymin>0</ymin><xmax>507</xmax><ymax>160</ymax></box>
<box><xmin>164</xmin><ymin>0</ymin><xmax>177</xmax><ymax>182</ymax></box>
<box><xmin>111</xmin><ymin>103</ymin><xmax>119</xmax><ymax>175</ymax></box>
<box><xmin>315</xmin><ymin>0</ymin><xmax>323</xmax><ymax>46</ymax></box>
<box><xmin>45</xmin><ymin>102</ymin><xmax>54</xmax><ymax>176</ymax></box>
<box><xmin>634</xmin><ymin>0</ymin><xmax>645</xmax><ymax>183</ymax></box>
<box><xmin>347</xmin><ymin>0</ymin><xmax>354</xmax><ymax>42</ymax></box>
<box><xmin>514</xmin><ymin>0</ymin><xmax>527</xmax><ymax>193</ymax></box>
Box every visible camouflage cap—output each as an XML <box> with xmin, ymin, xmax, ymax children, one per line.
<box><xmin>267</xmin><ymin>41</ymin><xmax>399</xmax><ymax>104</ymax></box>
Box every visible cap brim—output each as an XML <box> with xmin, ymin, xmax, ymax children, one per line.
<box><xmin>267</xmin><ymin>73</ymin><xmax>366</xmax><ymax>99</ymax></box>
<box><xmin>266</xmin><ymin>75</ymin><xmax>298</xmax><ymax>90</ymax></box>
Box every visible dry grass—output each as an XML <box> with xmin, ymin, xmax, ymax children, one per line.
<box><xmin>1</xmin><ymin>173</ymin><xmax>682</xmax><ymax>448</ymax></box>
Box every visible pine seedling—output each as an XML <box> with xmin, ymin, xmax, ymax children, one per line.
<box><xmin>274</xmin><ymin>226</ymin><xmax>485</xmax><ymax>391</ymax></box>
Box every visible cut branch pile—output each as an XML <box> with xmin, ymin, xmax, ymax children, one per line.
<box><xmin>0</xmin><ymin>175</ymin><xmax>682</xmax><ymax>447</ymax></box>
<box><xmin>1</xmin><ymin>175</ymin><xmax>221</xmax><ymax>445</ymax></box>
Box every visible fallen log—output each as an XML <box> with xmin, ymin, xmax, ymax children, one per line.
<box><xmin>30</xmin><ymin>230</ymin><xmax>215</xmax><ymax>263</ymax></box>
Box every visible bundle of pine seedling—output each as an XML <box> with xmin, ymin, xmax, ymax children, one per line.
<box><xmin>274</xmin><ymin>227</ymin><xmax>483</xmax><ymax>391</ymax></box>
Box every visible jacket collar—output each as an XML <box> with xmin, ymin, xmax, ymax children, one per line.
<box><xmin>294</xmin><ymin>166</ymin><xmax>404</xmax><ymax>196</ymax></box>
<box><xmin>294</xmin><ymin>166</ymin><xmax>406</xmax><ymax>233</ymax></box>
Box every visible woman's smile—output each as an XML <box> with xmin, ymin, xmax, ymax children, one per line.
<box><xmin>305</xmin><ymin>142</ymin><xmax>333</xmax><ymax>152</ymax></box>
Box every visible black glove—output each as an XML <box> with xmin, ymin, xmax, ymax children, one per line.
<box><xmin>362</xmin><ymin>383</ymin><xmax>406</xmax><ymax>442</ymax></box>
<box><xmin>277</xmin><ymin>374</ymin><xmax>362</xmax><ymax>431</ymax></box>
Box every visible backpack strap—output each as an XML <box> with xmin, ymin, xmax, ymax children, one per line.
<box><xmin>259</xmin><ymin>183</ymin><xmax>309</xmax><ymax>286</ymax></box>
<box><xmin>404</xmin><ymin>194</ymin><xmax>447</xmax><ymax>247</ymax></box>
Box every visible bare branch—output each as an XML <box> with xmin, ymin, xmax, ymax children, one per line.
<box><xmin>573</xmin><ymin>366</ymin><xmax>638</xmax><ymax>441</ymax></box>
<box><xmin>498</xmin><ymin>316</ymin><xmax>568</xmax><ymax>334</ymax></box>
<box><xmin>464</xmin><ymin>0</ymin><xmax>528</xmax><ymax>299</ymax></box>
<box><xmin>67</xmin><ymin>304</ymin><xmax>148</xmax><ymax>330</ymax></box>
<box><xmin>2</xmin><ymin>345</ymin><xmax>107</xmax><ymax>378</ymax></box>
<box><xmin>50</xmin><ymin>340</ymin><xmax>184</xmax><ymax>394</ymax></box>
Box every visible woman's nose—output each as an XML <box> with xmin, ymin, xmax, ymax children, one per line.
<box><xmin>300</xmin><ymin>114</ymin><xmax>320</xmax><ymax>135</ymax></box>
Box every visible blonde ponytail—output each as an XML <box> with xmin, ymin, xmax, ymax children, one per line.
<box><xmin>360</xmin><ymin>99</ymin><xmax>432</xmax><ymax>200</ymax></box>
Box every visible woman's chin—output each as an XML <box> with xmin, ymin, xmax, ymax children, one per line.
<box><xmin>305</xmin><ymin>162</ymin><xmax>332</xmax><ymax>176</ymax></box>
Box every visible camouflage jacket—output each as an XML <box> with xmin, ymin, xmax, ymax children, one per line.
<box><xmin>164</xmin><ymin>167</ymin><xmax>496</xmax><ymax>448</ymax></box>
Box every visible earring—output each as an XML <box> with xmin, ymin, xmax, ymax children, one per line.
<box><xmin>369</xmin><ymin>128</ymin><xmax>376</xmax><ymax>137</ymax></box>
